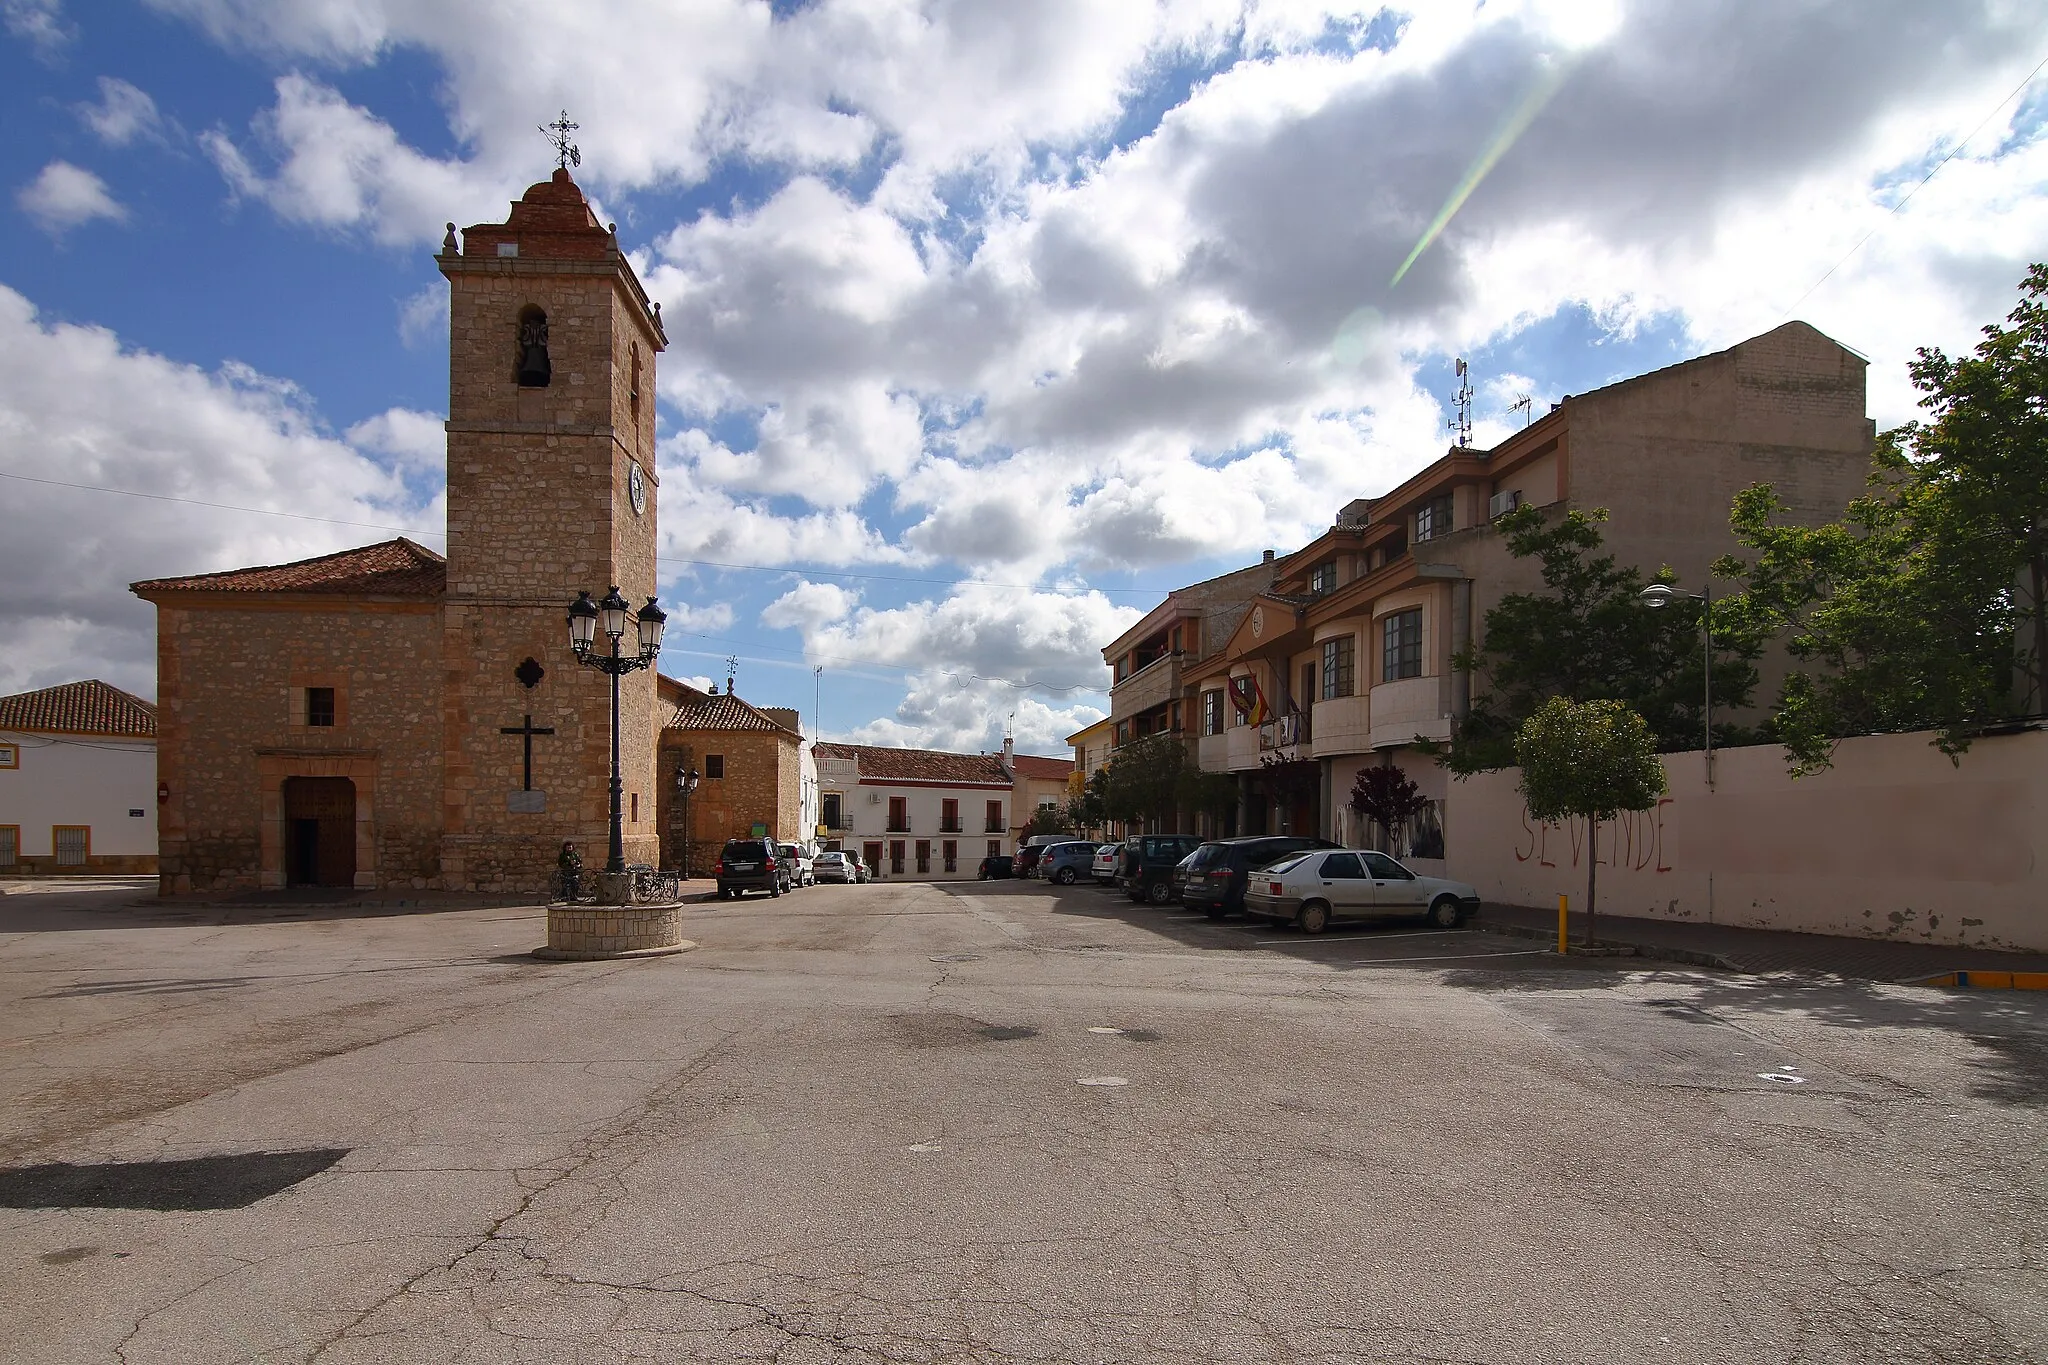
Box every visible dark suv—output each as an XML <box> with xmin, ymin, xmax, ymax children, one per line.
<box><xmin>1176</xmin><ymin>836</ymin><xmax>1341</xmax><ymax>918</ymax></box>
<box><xmin>1116</xmin><ymin>834</ymin><xmax>1204</xmax><ymax>905</ymax></box>
<box><xmin>715</xmin><ymin>839</ymin><xmax>783</xmax><ymax>900</ymax></box>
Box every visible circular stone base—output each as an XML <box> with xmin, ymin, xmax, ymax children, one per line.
<box><xmin>538</xmin><ymin>903</ymin><xmax>694</xmax><ymax>960</ymax></box>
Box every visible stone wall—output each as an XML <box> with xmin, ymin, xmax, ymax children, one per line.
<box><xmin>659</xmin><ymin>728</ymin><xmax>801</xmax><ymax>870</ymax></box>
<box><xmin>151</xmin><ymin>599</ymin><xmax>444</xmax><ymax>894</ymax></box>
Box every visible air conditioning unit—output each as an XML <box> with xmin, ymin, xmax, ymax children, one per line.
<box><xmin>1488</xmin><ymin>488</ymin><xmax>1523</xmax><ymax>519</ymax></box>
<box><xmin>868</xmin><ymin>792</ymin><xmax>882</xmax><ymax>804</ymax></box>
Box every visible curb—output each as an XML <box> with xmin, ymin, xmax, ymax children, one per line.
<box><xmin>1908</xmin><ymin>970</ymin><xmax>2048</xmax><ymax>991</ymax></box>
<box><xmin>1472</xmin><ymin>916</ymin><xmax>1746</xmax><ymax>974</ymax></box>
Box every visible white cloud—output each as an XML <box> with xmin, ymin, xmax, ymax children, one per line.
<box><xmin>396</xmin><ymin>284</ymin><xmax>447</xmax><ymax>349</ymax></box>
<box><xmin>77</xmin><ymin>76</ymin><xmax>166</xmax><ymax>145</ymax></box>
<box><xmin>344</xmin><ymin>406</ymin><xmax>444</xmax><ymax>474</ymax></box>
<box><xmin>843</xmin><ymin>670</ymin><xmax>1106</xmax><ymax>756</ymax></box>
<box><xmin>3</xmin><ymin>0</ymin><xmax>70</xmax><ymax>57</ymax></box>
<box><xmin>16</xmin><ymin>161</ymin><xmax>127</xmax><ymax>235</ymax></box>
<box><xmin>762</xmin><ymin>581</ymin><xmax>861</xmax><ymax>633</ymax></box>
<box><xmin>0</xmin><ymin>286</ymin><xmax>440</xmax><ymax>697</ymax></box>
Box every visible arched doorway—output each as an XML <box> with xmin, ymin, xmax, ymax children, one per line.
<box><xmin>283</xmin><ymin>777</ymin><xmax>356</xmax><ymax>887</ymax></box>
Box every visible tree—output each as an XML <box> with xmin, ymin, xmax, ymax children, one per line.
<box><xmin>1101</xmin><ymin>734</ymin><xmax>1190</xmax><ymax>829</ymax></box>
<box><xmin>1023</xmin><ymin>805</ymin><xmax>1073</xmax><ymax>839</ymax></box>
<box><xmin>1177</xmin><ymin>767</ymin><xmax>1240</xmax><ymax>828</ymax></box>
<box><xmin>1438</xmin><ymin>503</ymin><xmax>1763</xmax><ymax>773</ymax></box>
<box><xmin>1514</xmin><ymin>697</ymin><xmax>1667</xmax><ymax>945</ymax></box>
<box><xmin>1716</xmin><ymin>264</ymin><xmax>2048</xmax><ymax>772</ymax></box>
<box><xmin>1257</xmin><ymin>750</ymin><xmax>1319</xmax><ymax>832</ymax></box>
<box><xmin>1349</xmin><ymin>764</ymin><xmax>1427</xmax><ymax>854</ymax></box>
<box><xmin>1064</xmin><ymin>768</ymin><xmax>1109</xmax><ymax>834</ymax></box>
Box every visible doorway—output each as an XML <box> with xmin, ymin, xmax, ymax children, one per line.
<box><xmin>282</xmin><ymin>777</ymin><xmax>356</xmax><ymax>887</ymax></box>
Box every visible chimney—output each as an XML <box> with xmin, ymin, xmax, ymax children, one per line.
<box><xmin>1002</xmin><ymin>736</ymin><xmax>1014</xmax><ymax>766</ymax></box>
<box><xmin>1262</xmin><ymin>549</ymin><xmax>1275</xmax><ymax>562</ymax></box>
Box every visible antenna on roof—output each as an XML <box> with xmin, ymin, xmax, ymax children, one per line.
<box><xmin>1450</xmin><ymin>358</ymin><xmax>1474</xmax><ymax>448</ymax></box>
<box><xmin>1508</xmin><ymin>393</ymin><xmax>1533</xmax><ymax>428</ymax></box>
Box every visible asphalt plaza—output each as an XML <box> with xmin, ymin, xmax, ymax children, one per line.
<box><xmin>1</xmin><ymin>875</ymin><xmax>2044</xmax><ymax>1363</ymax></box>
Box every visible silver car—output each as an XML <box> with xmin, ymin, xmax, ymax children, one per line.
<box><xmin>1242</xmin><ymin>849</ymin><xmax>1480</xmax><ymax>934</ymax></box>
<box><xmin>1091</xmin><ymin>843</ymin><xmax>1119</xmax><ymax>884</ymax></box>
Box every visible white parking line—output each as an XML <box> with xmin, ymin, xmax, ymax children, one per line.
<box><xmin>1257</xmin><ymin>946</ymin><xmax>1552</xmax><ymax>962</ymax></box>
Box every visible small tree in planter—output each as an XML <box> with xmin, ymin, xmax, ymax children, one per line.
<box><xmin>1514</xmin><ymin>697</ymin><xmax>1667</xmax><ymax>946</ymax></box>
<box><xmin>1349</xmin><ymin>764</ymin><xmax>1427</xmax><ymax>856</ymax></box>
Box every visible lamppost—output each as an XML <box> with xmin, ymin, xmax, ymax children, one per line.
<box><xmin>1639</xmin><ymin>581</ymin><xmax>1713</xmax><ymax>788</ymax></box>
<box><xmin>567</xmin><ymin>586</ymin><xmax>667</xmax><ymax>879</ymax></box>
<box><xmin>675</xmin><ymin>766</ymin><xmax>699</xmax><ymax>877</ymax></box>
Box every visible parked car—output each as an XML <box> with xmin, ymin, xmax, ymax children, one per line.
<box><xmin>1242</xmin><ymin>849</ymin><xmax>1480</xmax><ymax>933</ymax></box>
<box><xmin>777</xmin><ymin>842</ymin><xmax>814</xmax><ymax>887</ymax></box>
<box><xmin>715</xmin><ymin>838</ymin><xmax>783</xmax><ymax>900</ymax></box>
<box><xmin>977</xmin><ymin>854</ymin><xmax>1015</xmax><ymax>879</ymax></box>
<box><xmin>851</xmin><ymin>852</ymin><xmax>873</xmax><ymax>883</ymax></box>
<box><xmin>1014</xmin><ymin>845</ymin><xmax>1047</xmax><ymax>878</ymax></box>
<box><xmin>1040</xmin><ymin>841</ymin><xmax>1100</xmax><ymax>885</ymax></box>
<box><xmin>1115</xmin><ymin>834</ymin><xmax>1205</xmax><ymax>904</ymax></box>
<box><xmin>1176</xmin><ymin>836</ymin><xmax>1342</xmax><ymax>918</ymax></box>
<box><xmin>814</xmin><ymin>851</ymin><xmax>856</xmax><ymax>883</ymax></box>
<box><xmin>1091</xmin><ymin>843</ymin><xmax>1120</xmax><ymax>884</ymax></box>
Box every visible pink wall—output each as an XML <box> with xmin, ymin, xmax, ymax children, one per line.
<box><xmin>1446</xmin><ymin>727</ymin><xmax>2048</xmax><ymax>952</ymax></box>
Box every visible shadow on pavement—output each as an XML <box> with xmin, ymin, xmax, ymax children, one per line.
<box><xmin>0</xmin><ymin>1149</ymin><xmax>348</xmax><ymax>1210</ymax></box>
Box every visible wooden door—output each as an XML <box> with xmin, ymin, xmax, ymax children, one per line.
<box><xmin>283</xmin><ymin>777</ymin><xmax>356</xmax><ymax>887</ymax></box>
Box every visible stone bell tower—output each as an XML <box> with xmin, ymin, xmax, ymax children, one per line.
<box><xmin>435</xmin><ymin>168</ymin><xmax>667</xmax><ymax>891</ymax></box>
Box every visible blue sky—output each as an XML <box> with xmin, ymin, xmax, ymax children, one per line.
<box><xmin>3</xmin><ymin>0</ymin><xmax>2045</xmax><ymax>753</ymax></box>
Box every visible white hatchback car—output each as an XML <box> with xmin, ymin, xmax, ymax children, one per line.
<box><xmin>1242</xmin><ymin>849</ymin><xmax>1480</xmax><ymax>934</ymax></box>
<box><xmin>1091</xmin><ymin>843</ymin><xmax>1119</xmax><ymax>884</ymax></box>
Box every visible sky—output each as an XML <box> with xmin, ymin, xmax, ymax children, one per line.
<box><xmin>2</xmin><ymin>0</ymin><xmax>2045</xmax><ymax>756</ymax></box>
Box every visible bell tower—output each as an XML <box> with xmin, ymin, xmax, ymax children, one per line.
<box><xmin>435</xmin><ymin>168</ymin><xmax>667</xmax><ymax>891</ymax></box>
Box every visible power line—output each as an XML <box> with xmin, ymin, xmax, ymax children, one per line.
<box><xmin>0</xmin><ymin>470</ymin><xmax>445</xmax><ymax>539</ymax></box>
<box><xmin>1780</xmin><ymin>47</ymin><xmax>2048</xmax><ymax>320</ymax></box>
<box><xmin>665</xmin><ymin>631</ymin><xmax>1109</xmax><ymax>695</ymax></box>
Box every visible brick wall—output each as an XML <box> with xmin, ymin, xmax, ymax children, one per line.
<box><xmin>658</xmin><ymin>728</ymin><xmax>801</xmax><ymax>870</ymax></box>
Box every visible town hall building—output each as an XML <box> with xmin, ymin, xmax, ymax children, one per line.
<box><xmin>135</xmin><ymin>167</ymin><xmax>667</xmax><ymax>894</ymax></box>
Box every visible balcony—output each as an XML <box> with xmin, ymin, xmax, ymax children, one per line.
<box><xmin>1259</xmin><ymin>712</ymin><xmax>1310</xmax><ymax>750</ymax></box>
<box><xmin>1310</xmin><ymin>693</ymin><xmax>1371</xmax><ymax>758</ymax></box>
<box><xmin>1109</xmin><ymin>650</ymin><xmax>1182</xmax><ymax>718</ymax></box>
<box><xmin>983</xmin><ymin>820</ymin><xmax>1005</xmax><ymax>834</ymax></box>
<box><xmin>1368</xmin><ymin>675</ymin><xmax>1452</xmax><ymax>750</ymax></box>
<box><xmin>1196</xmin><ymin>731</ymin><xmax>1229</xmax><ymax>773</ymax></box>
<box><xmin>886</xmin><ymin>822</ymin><xmax>911</xmax><ymax>834</ymax></box>
<box><xmin>940</xmin><ymin>821</ymin><xmax>963</xmax><ymax>834</ymax></box>
<box><xmin>1225</xmin><ymin>724</ymin><xmax>1261</xmax><ymax>772</ymax></box>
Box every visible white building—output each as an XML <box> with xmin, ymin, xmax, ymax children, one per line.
<box><xmin>0</xmin><ymin>679</ymin><xmax>159</xmax><ymax>874</ymax></box>
<box><xmin>813</xmin><ymin>742</ymin><xmax>1012</xmax><ymax>880</ymax></box>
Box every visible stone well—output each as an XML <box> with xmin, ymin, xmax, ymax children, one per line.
<box><xmin>535</xmin><ymin>903</ymin><xmax>695</xmax><ymax>961</ymax></box>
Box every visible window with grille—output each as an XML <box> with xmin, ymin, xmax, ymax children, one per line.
<box><xmin>890</xmin><ymin>840</ymin><xmax>906</xmax><ymax>874</ymax></box>
<box><xmin>985</xmin><ymin>800</ymin><xmax>1004</xmax><ymax>833</ymax></box>
<box><xmin>987</xmin><ymin>840</ymin><xmax>1001</xmax><ymax>858</ymax></box>
<box><xmin>943</xmin><ymin>840</ymin><xmax>957</xmax><ymax>873</ymax></box>
<box><xmin>941</xmin><ymin>798</ymin><xmax>961</xmax><ymax>833</ymax></box>
<box><xmin>888</xmin><ymin>796</ymin><xmax>909</xmax><ymax>832</ymax></box>
<box><xmin>53</xmin><ymin>826</ymin><xmax>88</xmax><ymax>866</ymax></box>
<box><xmin>306</xmin><ymin>687</ymin><xmax>336</xmax><ymax>727</ymax></box>
<box><xmin>0</xmin><ymin>743</ymin><xmax>17</xmax><ymax>769</ymax></box>
<box><xmin>705</xmin><ymin>755</ymin><xmax>725</xmax><ymax>779</ymax></box>
<box><xmin>0</xmin><ymin>826</ymin><xmax>16</xmax><ymax>866</ymax></box>
<box><xmin>915</xmin><ymin>840</ymin><xmax>931</xmax><ymax>874</ymax></box>
<box><xmin>1322</xmin><ymin>636</ymin><xmax>1355</xmax><ymax>698</ymax></box>
<box><xmin>1382</xmin><ymin>609</ymin><xmax>1423</xmax><ymax>681</ymax></box>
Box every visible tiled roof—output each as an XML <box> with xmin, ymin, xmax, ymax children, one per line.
<box><xmin>0</xmin><ymin>679</ymin><xmax>157</xmax><ymax>737</ymax></box>
<box><xmin>813</xmin><ymin>742</ymin><xmax>1012</xmax><ymax>786</ymax></box>
<box><xmin>1008</xmin><ymin>754</ymin><xmax>1074</xmax><ymax>782</ymax></box>
<box><xmin>131</xmin><ymin>538</ymin><xmax>446</xmax><ymax>598</ymax></box>
<box><xmin>667</xmin><ymin>692</ymin><xmax>799</xmax><ymax>736</ymax></box>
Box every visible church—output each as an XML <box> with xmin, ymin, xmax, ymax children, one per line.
<box><xmin>135</xmin><ymin>167</ymin><xmax>671</xmax><ymax>895</ymax></box>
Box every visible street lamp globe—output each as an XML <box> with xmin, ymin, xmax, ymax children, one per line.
<box><xmin>635</xmin><ymin>596</ymin><xmax>667</xmax><ymax>660</ymax></box>
<box><xmin>1638</xmin><ymin>583</ymin><xmax>1680</xmax><ymax>609</ymax></box>
<box><xmin>567</xmin><ymin>591</ymin><xmax>598</xmax><ymax>655</ymax></box>
<box><xmin>596</xmin><ymin>585</ymin><xmax>631</xmax><ymax>641</ymax></box>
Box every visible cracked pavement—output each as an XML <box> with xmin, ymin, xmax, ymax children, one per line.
<box><xmin>1</xmin><ymin>875</ymin><xmax>2043</xmax><ymax>1362</ymax></box>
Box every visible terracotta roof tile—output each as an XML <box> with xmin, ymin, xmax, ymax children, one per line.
<box><xmin>1008</xmin><ymin>753</ymin><xmax>1074</xmax><ymax>781</ymax></box>
<box><xmin>131</xmin><ymin>538</ymin><xmax>446</xmax><ymax>598</ymax></box>
<box><xmin>0</xmin><ymin>679</ymin><xmax>156</xmax><ymax>737</ymax></box>
<box><xmin>811</xmin><ymin>742</ymin><xmax>1011</xmax><ymax>786</ymax></box>
<box><xmin>666</xmin><ymin>692</ymin><xmax>799</xmax><ymax>735</ymax></box>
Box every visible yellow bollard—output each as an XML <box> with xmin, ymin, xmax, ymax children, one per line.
<box><xmin>1558</xmin><ymin>893</ymin><xmax>1568</xmax><ymax>955</ymax></box>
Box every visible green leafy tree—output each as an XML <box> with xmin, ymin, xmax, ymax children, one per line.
<box><xmin>1023</xmin><ymin>805</ymin><xmax>1074</xmax><ymax>839</ymax></box>
<box><xmin>1177</xmin><ymin>767</ymin><xmax>1240</xmax><ymax>828</ymax></box>
<box><xmin>1514</xmin><ymin>697</ymin><xmax>1668</xmax><ymax>945</ymax></box>
<box><xmin>1440</xmin><ymin>504</ymin><xmax>1762</xmax><ymax>773</ymax></box>
<box><xmin>1716</xmin><ymin>264</ymin><xmax>2047</xmax><ymax>772</ymax></box>
<box><xmin>1256</xmin><ymin>750</ymin><xmax>1320</xmax><ymax>832</ymax></box>
<box><xmin>1102</xmin><ymin>734</ymin><xmax>1190</xmax><ymax>829</ymax></box>
<box><xmin>1064</xmin><ymin>768</ymin><xmax>1110</xmax><ymax>834</ymax></box>
<box><xmin>1349</xmin><ymin>764</ymin><xmax>1427</xmax><ymax>854</ymax></box>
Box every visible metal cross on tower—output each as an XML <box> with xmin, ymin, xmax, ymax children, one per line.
<box><xmin>540</xmin><ymin>111</ymin><xmax>581</xmax><ymax>170</ymax></box>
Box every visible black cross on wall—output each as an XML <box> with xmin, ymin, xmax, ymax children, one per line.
<box><xmin>499</xmin><ymin>714</ymin><xmax>556</xmax><ymax>791</ymax></box>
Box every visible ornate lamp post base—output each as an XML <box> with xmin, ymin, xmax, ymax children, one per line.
<box><xmin>538</xmin><ymin>902</ymin><xmax>696</xmax><ymax>960</ymax></box>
